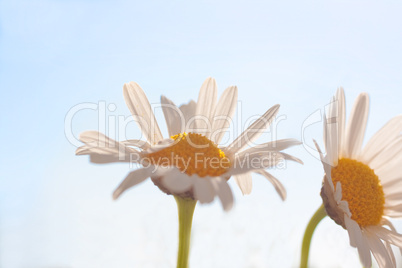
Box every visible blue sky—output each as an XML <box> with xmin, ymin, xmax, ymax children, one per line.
<box><xmin>1</xmin><ymin>0</ymin><xmax>402</xmax><ymax>267</ymax></box>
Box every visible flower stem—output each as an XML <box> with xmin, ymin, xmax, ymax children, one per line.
<box><xmin>300</xmin><ymin>204</ymin><xmax>327</xmax><ymax>268</ymax></box>
<box><xmin>175</xmin><ymin>196</ymin><xmax>197</xmax><ymax>268</ymax></box>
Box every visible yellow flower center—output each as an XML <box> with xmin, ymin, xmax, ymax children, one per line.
<box><xmin>145</xmin><ymin>132</ymin><xmax>231</xmax><ymax>177</ymax></box>
<box><xmin>331</xmin><ymin>158</ymin><xmax>385</xmax><ymax>227</ymax></box>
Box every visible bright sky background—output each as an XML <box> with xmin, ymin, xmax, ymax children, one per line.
<box><xmin>1</xmin><ymin>0</ymin><xmax>402</xmax><ymax>267</ymax></box>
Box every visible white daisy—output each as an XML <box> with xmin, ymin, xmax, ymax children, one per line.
<box><xmin>315</xmin><ymin>88</ymin><xmax>402</xmax><ymax>267</ymax></box>
<box><xmin>76</xmin><ymin>77</ymin><xmax>302</xmax><ymax>210</ymax></box>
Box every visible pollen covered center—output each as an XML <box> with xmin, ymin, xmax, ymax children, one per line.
<box><xmin>331</xmin><ymin>158</ymin><xmax>384</xmax><ymax>227</ymax></box>
<box><xmin>145</xmin><ymin>132</ymin><xmax>231</xmax><ymax>177</ymax></box>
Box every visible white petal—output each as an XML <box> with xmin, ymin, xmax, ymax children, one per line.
<box><xmin>344</xmin><ymin>215</ymin><xmax>361</xmax><ymax>247</ymax></box>
<box><xmin>336</xmin><ymin>88</ymin><xmax>346</xmax><ymax>158</ymax></box>
<box><xmin>334</xmin><ymin>181</ymin><xmax>342</xmax><ymax>203</ymax></box>
<box><xmin>385</xmin><ymin>240</ymin><xmax>397</xmax><ymax>268</ymax></box>
<box><xmin>89</xmin><ymin>153</ymin><xmax>139</xmax><ymax>164</ymax></box>
<box><xmin>323</xmin><ymin>96</ymin><xmax>339</xmax><ymax>166</ymax></box>
<box><xmin>211</xmin><ymin>86</ymin><xmax>238</xmax><ymax>144</ymax></box>
<box><xmin>377</xmin><ymin>161</ymin><xmax>402</xmax><ymax>186</ymax></box>
<box><xmin>142</xmin><ymin>138</ymin><xmax>174</xmax><ymax>154</ymax></box>
<box><xmin>79</xmin><ymin>130</ymin><xmax>117</xmax><ymax>149</ymax></box>
<box><xmin>194</xmin><ymin>77</ymin><xmax>217</xmax><ymax>137</ymax></box>
<box><xmin>239</xmin><ymin>139</ymin><xmax>302</xmax><ymax>154</ymax></box>
<box><xmin>179</xmin><ymin>100</ymin><xmax>196</xmax><ymax>133</ymax></box>
<box><xmin>123</xmin><ymin>82</ymin><xmax>163</xmax><ymax>145</ymax></box>
<box><xmin>255</xmin><ymin>170</ymin><xmax>286</xmax><ymax>201</ymax></box>
<box><xmin>380</xmin><ymin>176</ymin><xmax>402</xmax><ymax>194</ymax></box>
<box><xmin>338</xmin><ymin>200</ymin><xmax>352</xmax><ymax>217</ymax></box>
<box><xmin>384</xmin><ymin>206</ymin><xmax>402</xmax><ymax>218</ymax></box>
<box><xmin>368</xmin><ymin>225</ymin><xmax>402</xmax><ymax>248</ymax></box>
<box><xmin>211</xmin><ymin>177</ymin><xmax>234</xmax><ymax>211</ymax></box>
<box><xmin>77</xmin><ymin>131</ymin><xmax>137</xmax><ymax>162</ymax></box>
<box><xmin>121</xmin><ymin>139</ymin><xmax>151</xmax><ymax>150</ymax></box>
<box><xmin>361</xmin><ymin>115</ymin><xmax>402</xmax><ymax>164</ymax></box>
<box><xmin>279</xmin><ymin>152</ymin><xmax>304</xmax><ymax>165</ymax></box>
<box><xmin>381</xmin><ymin>218</ymin><xmax>402</xmax><ymax>255</ymax></box>
<box><xmin>323</xmin><ymin>109</ymin><xmax>328</xmax><ymax>153</ymax></box>
<box><xmin>226</xmin><ymin>104</ymin><xmax>280</xmax><ymax>153</ymax></box>
<box><xmin>344</xmin><ymin>216</ymin><xmax>372</xmax><ymax>267</ymax></box>
<box><xmin>161</xmin><ymin>95</ymin><xmax>184</xmax><ymax>136</ymax></box>
<box><xmin>234</xmin><ymin>172</ymin><xmax>252</xmax><ymax>195</ymax></box>
<box><xmin>356</xmin><ymin>232</ymin><xmax>372</xmax><ymax>268</ymax></box>
<box><xmin>344</xmin><ymin>93</ymin><xmax>369</xmax><ymax>158</ymax></box>
<box><xmin>113</xmin><ymin>167</ymin><xmax>153</xmax><ymax>200</ymax></box>
<box><xmin>193</xmin><ymin>177</ymin><xmax>215</xmax><ymax>203</ymax></box>
<box><xmin>365</xmin><ymin>229</ymin><xmax>394</xmax><ymax>268</ymax></box>
<box><xmin>384</xmin><ymin>192</ymin><xmax>402</xmax><ymax>207</ymax></box>
<box><xmin>370</xmin><ymin>137</ymin><xmax>402</xmax><ymax>173</ymax></box>
<box><xmin>313</xmin><ymin>139</ymin><xmax>334</xmax><ymax>192</ymax></box>
<box><xmin>161</xmin><ymin>168</ymin><xmax>194</xmax><ymax>193</ymax></box>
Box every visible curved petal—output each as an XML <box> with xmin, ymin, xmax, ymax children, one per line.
<box><xmin>211</xmin><ymin>86</ymin><xmax>238</xmax><ymax>144</ymax></box>
<box><xmin>123</xmin><ymin>82</ymin><xmax>163</xmax><ymax>145</ymax></box>
<box><xmin>344</xmin><ymin>215</ymin><xmax>362</xmax><ymax>247</ymax></box>
<box><xmin>334</xmin><ymin>181</ymin><xmax>342</xmax><ymax>203</ymax></box>
<box><xmin>336</xmin><ymin>88</ymin><xmax>346</xmax><ymax>158</ymax></box>
<box><xmin>255</xmin><ymin>170</ymin><xmax>286</xmax><ymax>201</ymax></box>
<box><xmin>361</xmin><ymin>115</ymin><xmax>402</xmax><ymax>164</ymax></box>
<box><xmin>313</xmin><ymin>139</ymin><xmax>334</xmax><ymax>192</ymax></box>
<box><xmin>194</xmin><ymin>77</ymin><xmax>217</xmax><ymax>137</ymax></box>
<box><xmin>344</xmin><ymin>216</ymin><xmax>372</xmax><ymax>267</ymax></box>
<box><xmin>384</xmin><ymin>205</ymin><xmax>402</xmax><ymax>217</ymax></box>
<box><xmin>161</xmin><ymin>95</ymin><xmax>185</xmax><ymax>136</ymax></box>
<box><xmin>239</xmin><ymin>139</ymin><xmax>302</xmax><ymax>154</ymax></box>
<box><xmin>338</xmin><ymin>200</ymin><xmax>352</xmax><ymax>217</ymax></box>
<box><xmin>161</xmin><ymin>168</ymin><xmax>194</xmax><ymax>193</ymax></box>
<box><xmin>370</xmin><ymin>137</ymin><xmax>402</xmax><ymax>172</ymax></box>
<box><xmin>377</xmin><ymin>164</ymin><xmax>402</xmax><ymax>187</ymax></box>
<box><xmin>324</xmin><ymin>96</ymin><xmax>339</xmax><ymax>166</ymax></box>
<box><xmin>382</xmin><ymin>177</ymin><xmax>402</xmax><ymax>197</ymax></box>
<box><xmin>193</xmin><ymin>177</ymin><xmax>215</xmax><ymax>203</ymax></box>
<box><xmin>142</xmin><ymin>138</ymin><xmax>174</xmax><ymax>154</ymax></box>
<box><xmin>89</xmin><ymin>153</ymin><xmax>139</xmax><ymax>164</ymax></box>
<box><xmin>234</xmin><ymin>172</ymin><xmax>252</xmax><ymax>195</ymax></box>
<box><xmin>368</xmin><ymin>225</ymin><xmax>402</xmax><ymax>248</ymax></box>
<box><xmin>79</xmin><ymin>131</ymin><xmax>119</xmax><ymax>150</ymax></box>
<box><xmin>179</xmin><ymin>100</ymin><xmax>196</xmax><ymax>133</ymax></box>
<box><xmin>121</xmin><ymin>139</ymin><xmax>151</xmax><ymax>150</ymax></box>
<box><xmin>211</xmin><ymin>177</ymin><xmax>234</xmax><ymax>211</ymax></box>
<box><xmin>385</xmin><ymin>241</ymin><xmax>397</xmax><ymax>268</ymax></box>
<box><xmin>382</xmin><ymin>218</ymin><xmax>402</xmax><ymax>255</ymax></box>
<box><xmin>226</xmin><ymin>104</ymin><xmax>280</xmax><ymax>153</ymax></box>
<box><xmin>112</xmin><ymin>167</ymin><xmax>153</xmax><ymax>200</ymax></box>
<box><xmin>77</xmin><ymin>131</ymin><xmax>138</xmax><ymax>162</ymax></box>
<box><xmin>365</xmin><ymin>229</ymin><xmax>394</xmax><ymax>268</ymax></box>
<box><xmin>279</xmin><ymin>152</ymin><xmax>304</xmax><ymax>165</ymax></box>
<box><xmin>384</xmin><ymin>192</ymin><xmax>402</xmax><ymax>207</ymax></box>
<box><xmin>344</xmin><ymin>93</ymin><xmax>369</xmax><ymax>159</ymax></box>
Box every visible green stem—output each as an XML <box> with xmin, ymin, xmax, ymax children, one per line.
<box><xmin>300</xmin><ymin>204</ymin><xmax>327</xmax><ymax>268</ymax></box>
<box><xmin>175</xmin><ymin>196</ymin><xmax>197</xmax><ymax>268</ymax></box>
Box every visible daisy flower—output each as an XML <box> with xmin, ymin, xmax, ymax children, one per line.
<box><xmin>76</xmin><ymin>77</ymin><xmax>301</xmax><ymax>267</ymax></box>
<box><xmin>76</xmin><ymin>77</ymin><xmax>301</xmax><ymax>208</ymax></box>
<box><xmin>302</xmin><ymin>88</ymin><xmax>402</xmax><ymax>268</ymax></box>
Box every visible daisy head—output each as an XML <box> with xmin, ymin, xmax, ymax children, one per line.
<box><xmin>76</xmin><ymin>77</ymin><xmax>302</xmax><ymax>211</ymax></box>
<box><xmin>315</xmin><ymin>88</ymin><xmax>402</xmax><ymax>267</ymax></box>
